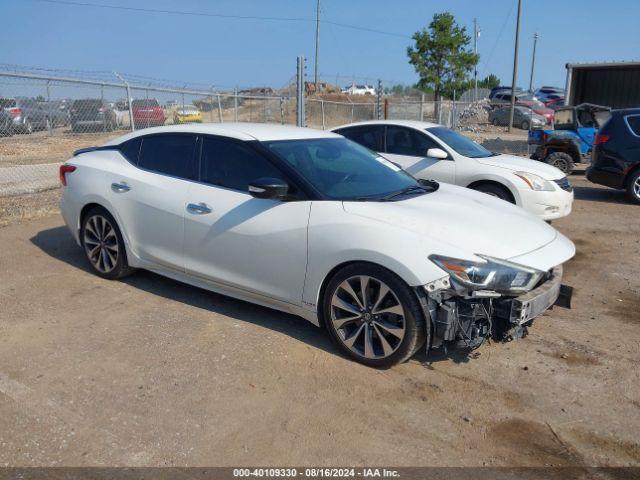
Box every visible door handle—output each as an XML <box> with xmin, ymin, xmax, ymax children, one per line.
<box><xmin>186</xmin><ymin>202</ymin><xmax>212</xmax><ymax>215</ymax></box>
<box><xmin>111</xmin><ymin>181</ymin><xmax>130</xmax><ymax>193</ymax></box>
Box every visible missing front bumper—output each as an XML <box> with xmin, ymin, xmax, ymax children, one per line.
<box><xmin>426</xmin><ymin>266</ymin><xmax>573</xmax><ymax>350</ymax></box>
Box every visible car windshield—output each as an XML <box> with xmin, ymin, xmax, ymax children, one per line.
<box><xmin>426</xmin><ymin>127</ymin><xmax>495</xmax><ymax>158</ymax></box>
<box><xmin>262</xmin><ymin>137</ymin><xmax>428</xmax><ymax>201</ymax></box>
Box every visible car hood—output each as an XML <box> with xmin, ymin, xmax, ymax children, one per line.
<box><xmin>342</xmin><ymin>183</ymin><xmax>559</xmax><ymax>260</ymax></box>
<box><xmin>476</xmin><ymin>154</ymin><xmax>564</xmax><ymax>180</ymax></box>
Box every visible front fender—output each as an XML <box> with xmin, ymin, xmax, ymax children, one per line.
<box><xmin>465</xmin><ymin>173</ymin><xmax>523</xmax><ymax>206</ymax></box>
<box><xmin>302</xmin><ymin>202</ymin><xmax>449</xmax><ymax>314</ymax></box>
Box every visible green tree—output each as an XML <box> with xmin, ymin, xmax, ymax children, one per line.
<box><xmin>407</xmin><ymin>12</ymin><xmax>478</xmax><ymax>101</ymax></box>
<box><xmin>456</xmin><ymin>74</ymin><xmax>502</xmax><ymax>98</ymax></box>
<box><xmin>478</xmin><ymin>74</ymin><xmax>500</xmax><ymax>90</ymax></box>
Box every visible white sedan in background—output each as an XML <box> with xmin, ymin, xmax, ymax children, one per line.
<box><xmin>332</xmin><ymin>120</ymin><xmax>574</xmax><ymax>221</ymax></box>
<box><xmin>59</xmin><ymin>123</ymin><xmax>574</xmax><ymax>368</ymax></box>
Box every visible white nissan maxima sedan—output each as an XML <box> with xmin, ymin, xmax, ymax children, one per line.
<box><xmin>59</xmin><ymin>123</ymin><xmax>575</xmax><ymax>368</ymax></box>
<box><xmin>332</xmin><ymin>120</ymin><xmax>574</xmax><ymax>221</ymax></box>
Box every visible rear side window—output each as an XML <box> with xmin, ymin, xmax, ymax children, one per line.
<box><xmin>625</xmin><ymin>115</ymin><xmax>640</xmax><ymax>136</ymax></box>
<box><xmin>385</xmin><ymin>125</ymin><xmax>438</xmax><ymax>157</ymax></box>
<box><xmin>200</xmin><ymin>137</ymin><xmax>284</xmax><ymax>192</ymax></box>
<box><xmin>554</xmin><ymin>109</ymin><xmax>575</xmax><ymax>130</ymax></box>
<box><xmin>119</xmin><ymin>137</ymin><xmax>142</xmax><ymax>164</ymax></box>
<box><xmin>138</xmin><ymin>134</ymin><xmax>197</xmax><ymax>179</ymax></box>
<box><xmin>336</xmin><ymin>126</ymin><xmax>384</xmax><ymax>152</ymax></box>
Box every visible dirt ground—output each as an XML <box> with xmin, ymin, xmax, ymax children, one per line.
<box><xmin>0</xmin><ymin>174</ymin><xmax>638</xmax><ymax>468</ymax></box>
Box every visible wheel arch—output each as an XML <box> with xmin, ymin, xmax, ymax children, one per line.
<box><xmin>78</xmin><ymin>201</ymin><xmax>132</xmax><ymax>253</ymax></box>
<box><xmin>624</xmin><ymin>162</ymin><xmax>640</xmax><ymax>187</ymax></box>
<box><xmin>545</xmin><ymin>139</ymin><xmax>581</xmax><ymax>162</ymax></box>
<box><xmin>467</xmin><ymin>179</ymin><xmax>517</xmax><ymax>204</ymax></box>
<box><xmin>315</xmin><ymin>260</ymin><xmax>426</xmax><ymax>329</ymax></box>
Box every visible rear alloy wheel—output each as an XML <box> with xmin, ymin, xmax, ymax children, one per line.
<box><xmin>81</xmin><ymin>207</ymin><xmax>135</xmax><ymax>280</ymax></box>
<box><xmin>545</xmin><ymin>152</ymin><xmax>574</xmax><ymax>175</ymax></box>
<box><xmin>520</xmin><ymin>120</ymin><xmax>530</xmax><ymax>130</ymax></box>
<box><xmin>24</xmin><ymin>119</ymin><xmax>33</xmax><ymax>134</ymax></box>
<box><xmin>625</xmin><ymin>169</ymin><xmax>640</xmax><ymax>205</ymax></box>
<box><xmin>323</xmin><ymin>263</ymin><xmax>427</xmax><ymax>368</ymax></box>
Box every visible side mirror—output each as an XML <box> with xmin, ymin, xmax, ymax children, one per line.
<box><xmin>426</xmin><ymin>148</ymin><xmax>448</xmax><ymax>160</ymax></box>
<box><xmin>248</xmin><ymin>177</ymin><xmax>289</xmax><ymax>199</ymax></box>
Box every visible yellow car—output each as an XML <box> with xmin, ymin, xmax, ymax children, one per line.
<box><xmin>173</xmin><ymin>106</ymin><xmax>203</xmax><ymax>124</ymax></box>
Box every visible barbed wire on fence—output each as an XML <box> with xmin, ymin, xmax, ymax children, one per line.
<box><xmin>1</xmin><ymin>64</ymin><xmax>527</xmax><ymax>211</ymax></box>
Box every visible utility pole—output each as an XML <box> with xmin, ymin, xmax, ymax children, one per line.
<box><xmin>473</xmin><ymin>18</ymin><xmax>480</xmax><ymax>101</ymax></box>
<box><xmin>529</xmin><ymin>32</ymin><xmax>539</xmax><ymax>92</ymax></box>
<box><xmin>314</xmin><ymin>0</ymin><xmax>320</xmax><ymax>89</ymax></box>
<box><xmin>508</xmin><ymin>0</ymin><xmax>523</xmax><ymax>133</ymax></box>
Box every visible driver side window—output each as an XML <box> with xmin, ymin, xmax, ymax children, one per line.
<box><xmin>200</xmin><ymin>136</ymin><xmax>285</xmax><ymax>192</ymax></box>
<box><xmin>385</xmin><ymin>126</ymin><xmax>439</xmax><ymax>157</ymax></box>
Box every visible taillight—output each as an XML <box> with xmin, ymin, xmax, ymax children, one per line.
<box><xmin>594</xmin><ymin>134</ymin><xmax>610</xmax><ymax>145</ymax></box>
<box><xmin>59</xmin><ymin>165</ymin><xmax>76</xmax><ymax>186</ymax></box>
<box><xmin>8</xmin><ymin>107</ymin><xmax>22</xmax><ymax>117</ymax></box>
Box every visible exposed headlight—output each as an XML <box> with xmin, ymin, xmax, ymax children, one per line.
<box><xmin>514</xmin><ymin>171</ymin><xmax>554</xmax><ymax>191</ymax></box>
<box><xmin>429</xmin><ymin>254</ymin><xmax>545</xmax><ymax>294</ymax></box>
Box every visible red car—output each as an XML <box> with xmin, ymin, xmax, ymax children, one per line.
<box><xmin>131</xmin><ymin>99</ymin><xmax>165</xmax><ymax>128</ymax></box>
<box><xmin>519</xmin><ymin>102</ymin><xmax>555</xmax><ymax>124</ymax></box>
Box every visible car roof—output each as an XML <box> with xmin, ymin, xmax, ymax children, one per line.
<box><xmin>103</xmin><ymin>123</ymin><xmax>342</xmax><ymax>144</ymax></box>
<box><xmin>330</xmin><ymin>119</ymin><xmax>441</xmax><ymax>131</ymax></box>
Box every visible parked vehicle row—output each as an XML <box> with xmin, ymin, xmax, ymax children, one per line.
<box><xmin>490</xmin><ymin>91</ymin><xmax>555</xmax><ymax>125</ymax></box>
<box><xmin>59</xmin><ymin>122</ymin><xmax>575</xmax><ymax>367</ymax></box>
<box><xmin>0</xmin><ymin>97</ymin><xmax>63</xmax><ymax>133</ymax></box>
<box><xmin>0</xmin><ymin>96</ymin><xmax>208</xmax><ymax>134</ymax></box>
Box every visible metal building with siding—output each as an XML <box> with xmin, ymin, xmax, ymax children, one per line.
<box><xmin>565</xmin><ymin>61</ymin><xmax>640</xmax><ymax>108</ymax></box>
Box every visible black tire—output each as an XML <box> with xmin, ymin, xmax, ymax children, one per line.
<box><xmin>80</xmin><ymin>206</ymin><xmax>136</xmax><ymax>280</ymax></box>
<box><xmin>471</xmin><ymin>182</ymin><xmax>515</xmax><ymax>203</ymax></box>
<box><xmin>491</xmin><ymin>117</ymin><xmax>499</xmax><ymax>126</ymax></box>
<box><xmin>322</xmin><ymin>262</ymin><xmax>428</xmax><ymax>368</ymax></box>
<box><xmin>545</xmin><ymin>152</ymin><xmax>574</xmax><ymax>175</ymax></box>
<box><xmin>24</xmin><ymin>119</ymin><xmax>33</xmax><ymax>134</ymax></box>
<box><xmin>625</xmin><ymin>169</ymin><xmax>640</xmax><ymax>205</ymax></box>
<box><xmin>520</xmin><ymin>120</ymin><xmax>530</xmax><ymax>130</ymax></box>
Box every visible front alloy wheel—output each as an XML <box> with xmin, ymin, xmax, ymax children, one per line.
<box><xmin>331</xmin><ymin>276</ymin><xmax>406</xmax><ymax>359</ymax></box>
<box><xmin>323</xmin><ymin>263</ymin><xmax>427</xmax><ymax>368</ymax></box>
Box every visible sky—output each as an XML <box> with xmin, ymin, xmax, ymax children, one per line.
<box><xmin>1</xmin><ymin>0</ymin><xmax>639</xmax><ymax>92</ymax></box>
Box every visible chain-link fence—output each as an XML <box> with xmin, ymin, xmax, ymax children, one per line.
<box><xmin>0</xmin><ymin>67</ymin><xmax>534</xmax><ymax>224</ymax></box>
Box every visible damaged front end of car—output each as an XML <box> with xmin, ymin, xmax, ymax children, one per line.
<box><xmin>419</xmin><ymin>255</ymin><xmax>573</xmax><ymax>352</ymax></box>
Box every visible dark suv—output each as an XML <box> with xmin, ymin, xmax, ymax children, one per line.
<box><xmin>70</xmin><ymin>99</ymin><xmax>117</xmax><ymax>132</ymax></box>
<box><xmin>587</xmin><ymin>108</ymin><xmax>640</xmax><ymax>204</ymax></box>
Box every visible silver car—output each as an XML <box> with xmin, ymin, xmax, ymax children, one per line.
<box><xmin>489</xmin><ymin>106</ymin><xmax>546</xmax><ymax>130</ymax></box>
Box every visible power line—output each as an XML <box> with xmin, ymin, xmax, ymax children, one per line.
<box><xmin>28</xmin><ymin>0</ymin><xmax>411</xmax><ymax>39</ymax></box>
<box><xmin>480</xmin><ymin>0</ymin><xmax>516</xmax><ymax>78</ymax></box>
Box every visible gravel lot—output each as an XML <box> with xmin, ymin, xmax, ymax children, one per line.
<box><xmin>0</xmin><ymin>174</ymin><xmax>638</xmax><ymax>467</ymax></box>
